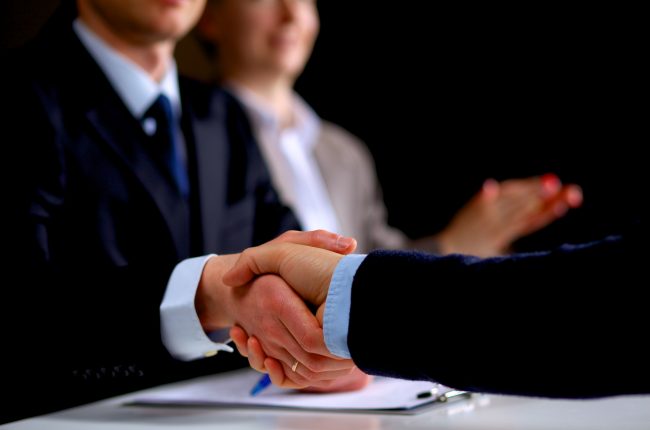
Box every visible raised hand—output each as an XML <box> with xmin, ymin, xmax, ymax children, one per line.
<box><xmin>436</xmin><ymin>174</ymin><xmax>582</xmax><ymax>257</ymax></box>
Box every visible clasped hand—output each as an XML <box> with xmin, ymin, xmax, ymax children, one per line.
<box><xmin>197</xmin><ymin>230</ymin><xmax>369</xmax><ymax>391</ymax></box>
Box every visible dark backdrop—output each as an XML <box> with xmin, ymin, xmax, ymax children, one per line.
<box><xmin>3</xmin><ymin>1</ymin><xmax>643</xmax><ymax>250</ymax></box>
<box><xmin>295</xmin><ymin>3</ymin><xmax>644</xmax><ymax>249</ymax></box>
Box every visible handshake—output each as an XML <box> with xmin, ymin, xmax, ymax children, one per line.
<box><xmin>186</xmin><ymin>223</ymin><xmax>642</xmax><ymax>400</ymax></box>
<box><xmin>185</xmin><ymin>224</ymin><xmax>641</xmax><ymax>400</ymax></box>
<box><xmin>196</xmin><ymin>230</ymin><xmax>371</xmax><ymax>393</ymax></box>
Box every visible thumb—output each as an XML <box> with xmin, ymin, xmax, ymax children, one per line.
<box><xmin>267</xmin><ymin>230</ymin><xmax>357</xmax><ymax>255</ymax></box>
<box><xmin>222</xmin><ymin>243</ymin><xmax>287</xmax><ymax>288</ymax></box>
<box><xmin>224</xmin><ymin>244</ymin><xmax>341</xmax><ymax>307</ymax></box>
<box><xmin>223</xmin><ymin>231</ymin><xmax>356</xmax><ymax>288</ymax></box>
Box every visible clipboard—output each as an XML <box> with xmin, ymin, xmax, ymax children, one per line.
<box><xmin>129</xmin><ymin>368</ymin><xmax>472</xmax><ymax>415</ymax></box>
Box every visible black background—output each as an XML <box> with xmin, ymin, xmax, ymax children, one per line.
<box><xmin>2</xmin><ymin>1</ymin><xmax>644</xmax><ymax>250</ymax></box>
<box><xmin>295</xmin><ymin>3</ymin><xmax>644</xmax><ymax>248</ymax></box>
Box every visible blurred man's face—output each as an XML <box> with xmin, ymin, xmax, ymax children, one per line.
<box><xmin>79</xmin><ymin>0</ymin><xmax>207</xmax><ymax>44</ymax></box>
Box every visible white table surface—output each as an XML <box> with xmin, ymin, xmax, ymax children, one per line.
<box><xmin>3</xmin><ymin>375</ymin><xmax>649</xmax><ymax>430</ymax></box>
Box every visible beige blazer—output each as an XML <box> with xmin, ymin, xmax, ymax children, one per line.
<box><xmin>313</xmin><ymin>122</ymin><xmax>438</xmax><ymax>253</ymax></box>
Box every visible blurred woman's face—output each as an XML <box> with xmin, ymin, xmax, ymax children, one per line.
<box><xmin>203</xmin><ymin>0</ymin><xmax>319</xmax><ymax>80</ymax></box>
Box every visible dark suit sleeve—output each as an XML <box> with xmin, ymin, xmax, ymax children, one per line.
<box><xmin>347</xmin><ymin>224</ymin><xmax>649</xmax><ymax>398</ymax></box>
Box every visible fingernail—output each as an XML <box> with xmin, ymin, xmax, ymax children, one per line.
<box><xmin>541</xmin><ymin>173</ymin><xmax>561</xmax><ymax>196</ymax></box>
<box><xmin>336</xmin><ymin>235</ymin><xmax>355</xmax><ymax>249</ymax></box>
<box><xmin>482</xmin><ymin>178</ymin><xmax>498</xmax><ymax>189</ymax></box>
<box><xmin>481</xmin><ymin>178</ymin><xmax>499</xmax><ymax>199</ymax></box>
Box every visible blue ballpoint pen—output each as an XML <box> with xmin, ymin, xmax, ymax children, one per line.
<box><xmin>250</xmin><ymin>374</ymin><xmax>272</xmax><ymax>396</ymax></box>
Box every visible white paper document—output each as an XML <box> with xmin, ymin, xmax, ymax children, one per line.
<box><xmin>130</xmin><ymin>368</ymin><xmax>461</xmax><ymax>414</ymax></box>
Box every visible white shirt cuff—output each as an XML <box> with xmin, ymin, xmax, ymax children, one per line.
<box><xmin>323</xmin><ymin>254</ymin><xmax>367</xmax><ymax>359</ymax></box>
<box><xmin>160</xmin><ymin>254</ymin><xmax>234</xmax><ymax>361</ymax></box>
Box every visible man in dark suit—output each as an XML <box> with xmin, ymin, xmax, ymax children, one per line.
<box><xmin>223</xmin><ymin>220</ymin><xmax>649</xmax><ymax>398</ymax></box>
<box><xmin>1</xmin><ymin>0</ymin><xmax>354</xmax><ymax>424</ymax></box>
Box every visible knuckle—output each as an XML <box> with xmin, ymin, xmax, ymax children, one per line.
<box><xmin>259</xmin><ymin>288</ymin><xmax>284</xmax><ymax>313</ymax></box>
<box><xmin>298</xmin><ymin>356</ymin><xmax>318</xmax><ymax>373</ymax></box>
<box><xmin>299</xmin><ymin>330</ymin><xmax>321</xmax><ymax>352</ymax></box>
<box><xmin>241</xmin><ymin>248</ymin><xmax>263</xmax><ymax>275</ymax></box>
<box><xmin>249</xmin><ymin>358</ymin><xmax>263</xmax><ymax>372</ymax></box>
<box><xmin>298</xmin><ymin>366</ymin><xmax>318</xmax><ymax>381</ymax></box>
<box><xmin>311</xmin><ymin>229</ymin><xmax>326</xmax><ymax>242</ymax></box>
<box><xmin>303</xmin><ymin>356</ymin><xmax>326</xmax><ymax>373</ymax></box>
<box><xmin>289</xmin><ymin>369</ymin><xmax>309</xmax><ymax>385</ymax></box>
<box><xmin>280</xmin><ymin>230</ymin><xmax>299</xmax><ymax>242</ymax></box>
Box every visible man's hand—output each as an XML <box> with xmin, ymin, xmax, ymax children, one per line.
<box><xmin>194</xmin><ymin>230</ymin><xmax>356</xmax><ymax>386</ymax></box>
<box><xmin>223</xmin><ymin>242</ymin><xmax>347</xmax><ymax>389</ymax></box>
<box><xmin>223</xmin><ymin>242</ymin><xmax>344</xmax><ymax>310</ymax></box>
<box><xmin>226</xmin><ymin>274</ymin><xmax>355</xmax><ymax>388</ymax></box>
<box><xmin>231</xmin><ymin>325</ymin><xmax>373</xmax><ymax>392</ymax></box>
<box><xmin>196</xmin><ymin>229</ymin><xmax>354</xmax><ymax>330</ymax></box>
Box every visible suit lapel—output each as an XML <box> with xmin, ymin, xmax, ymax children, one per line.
<box><xmin>85</xmin><ymin>103</ymin><xmax>191</xmax><ymax>259</ymax></box>
<box><xmin>67</xmin><ymin>33</ymin><xmax>191</xmax><ymax>259</ymax></box>
<box><xmin>183</xmin><ymin>82</ymin><xmax>229</xmax><ymax>254</ymax></box>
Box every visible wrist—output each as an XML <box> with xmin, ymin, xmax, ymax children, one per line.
<box><xmin>433</xmin><ymin>228</ymin><xmax>457</xmax><ymax>255</ymax></box>
<box><xmin>195</xmin><ymin>254</ymin><xmax>239</xmax><ymax>332</ymax></box>
<box><xmin>312</xmin><ymin>252</ymin><xmax>343</xmax><ymax>306</ymax></box>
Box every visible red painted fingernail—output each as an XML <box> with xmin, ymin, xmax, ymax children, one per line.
<box><xmin>541</xmin><ymin>173</ymin><xmax>561</xmax><ymax>196</ymax></box>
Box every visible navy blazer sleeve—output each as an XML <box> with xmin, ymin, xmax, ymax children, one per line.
<box><xmin>348</xmin><ymin>223</ymin><xmax>648</xmax><ymax>398</ymax></box>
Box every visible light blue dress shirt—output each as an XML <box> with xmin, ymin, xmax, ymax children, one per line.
<box><xmin>323</xmin><ymin>254</ymin><xmax>367</xmax><ymax>359</ymax></box>
<box><xmin>73</xmin><ymin>19</ymin><xmax>187</xmax><ymax>168</ymax></box>
<box><xmin>73</xmin><ymin>19</ymin><xmax>181</xmax><ymax>118</ymax></box>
